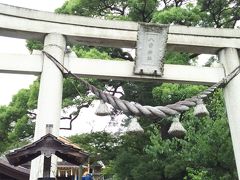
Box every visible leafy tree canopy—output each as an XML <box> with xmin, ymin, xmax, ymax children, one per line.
<box><xmin>1</xmin><ymin>0</ymin><xmax>239</xmax><ymax>179</ymax></box>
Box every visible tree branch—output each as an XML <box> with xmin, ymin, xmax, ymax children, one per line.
<box><xmin>189</xmin><ymin>53</ymin><xmax>199</xmax><ymax>59</ymax></box>
<box><xmin>60</xmin><ymin>103</ymin><xmax>91</xmax><ymax>130</ymax></box>
<box><xmin>110</xmin><ymin>49</ymin><xmax>134</xmax><ymax>61</ymax></box>
<box><xmin>107</xmin><ymin>82</ymin><xmax>124</xmax><ymax>96</ymax></box>
<box><xmin>106</xmin><ymin>89</ymin><xmax>124</xmax><ymax>96</ymax></box>
<box><xmin>100</xmin><ymin>0</ymin><xmax>125</xmax><ymax>15</ymax></box>
<box><xmin>27</xmin><ymin>111</ymin><xmax>37</xmax><ymax>120</ymax></box>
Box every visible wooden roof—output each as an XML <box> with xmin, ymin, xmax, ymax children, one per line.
<box><xmin>6</xmin><ymin>133</ymin><xmax>89</xmax><ymax>166</ymax></box>
<box><xmin>0</xmin><ymin>158</ymin><xmax>29</xmax><ymax>180</ymax></box>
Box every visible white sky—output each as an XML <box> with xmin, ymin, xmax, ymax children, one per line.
<box><xmin>0</xmin><ymin>0</ymin><xmax>66</xmax><ymax>105</ymax></box>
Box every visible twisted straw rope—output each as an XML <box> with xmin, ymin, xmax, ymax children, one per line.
<box><xmin>83</xmin><ymin>80</ymin><xmax>221</xmax><ymax>118</ymax></box>
<box><xmin>43</xmin><ymin>51</ymin><xmax>240</xmax><ymax>119</ymax></box>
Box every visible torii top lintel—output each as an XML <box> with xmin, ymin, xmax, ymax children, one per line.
<box><xmin>0</xmin><ymin>3</ymin><xmax>240</xmax><ymax>54</ymax></box>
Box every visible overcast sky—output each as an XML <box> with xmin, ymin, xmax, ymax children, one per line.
<box><xmin>0</xmin><ymin>0</ymin><xmax>65</xmax><ymax>105</ymax></box>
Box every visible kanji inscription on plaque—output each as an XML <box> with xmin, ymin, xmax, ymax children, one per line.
<box><xmin>134</xmin><ymin>23</ymin><xmax>169</xmax><ymax>76</ymax></box>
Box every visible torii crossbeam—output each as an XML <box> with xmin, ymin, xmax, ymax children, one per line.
<box><xmin>0</xmin><ymin>3</ymin><xmax>240</xmax><ymax>179</ymax></box>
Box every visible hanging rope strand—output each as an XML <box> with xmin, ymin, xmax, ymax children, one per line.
<box><xmin>42</xmin><ymin>51</ymin><xmax>240</xmax><ymax>119</ymax></box>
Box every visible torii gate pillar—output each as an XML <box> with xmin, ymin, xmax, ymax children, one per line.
<box><xmin>219</xmin><ymin>48</ymin><xmax>240</xmax><ymax>177</ymax></box>
<box><xmin>30</xmin><ymin>33</ymin><xmax>66</xmax><ymax>180</ymax></box>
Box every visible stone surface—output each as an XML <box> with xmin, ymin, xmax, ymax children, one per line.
<box><xmin>135</xmin><ymin>23</ymin><xmax>169</xmax><ymax>76</ymax></box>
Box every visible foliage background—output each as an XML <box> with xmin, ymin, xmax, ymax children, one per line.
<box><xmin>1</xmin><ymin>0</ymin><xmax>240</xmax><ymax>179</ymax></box>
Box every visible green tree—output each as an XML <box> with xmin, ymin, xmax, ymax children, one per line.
<box><xmin>69</xmin><ymin>132</ymin><xmax>119</xmax><ymax>164</ymax></box>
<box><xmin>1</xmin><ymin>0</ymin><xmax>239</xmax><ymax>179</ymax></box>
<box><xmin>0</xmin><ymin>82</ymin><xmax>39</xmax><ymax>153</ymax></box>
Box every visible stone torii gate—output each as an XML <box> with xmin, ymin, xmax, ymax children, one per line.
<box><xmin>0</xmin><ymin>3</ymin><xmax>240</xmax><ymax>179</ymax></box>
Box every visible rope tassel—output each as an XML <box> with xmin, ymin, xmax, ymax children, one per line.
<box><xmin>168</xmin><ymin>115</ymin><xmax>186</xmax><ymax>138</ymax></box>
<box><xmin>95</xmin><ymin>100</ymin><xmax>110</xmax><ymax>116</ymax></box>
<box><xmin>126</xmin><ymin>118</ymin><xmax>144</xmax><ymax>133</ymax></box>
<box><xmin>193</xmin><ymin>99</ymin><xmax>209</xmax><ymax>117</ymax></box>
